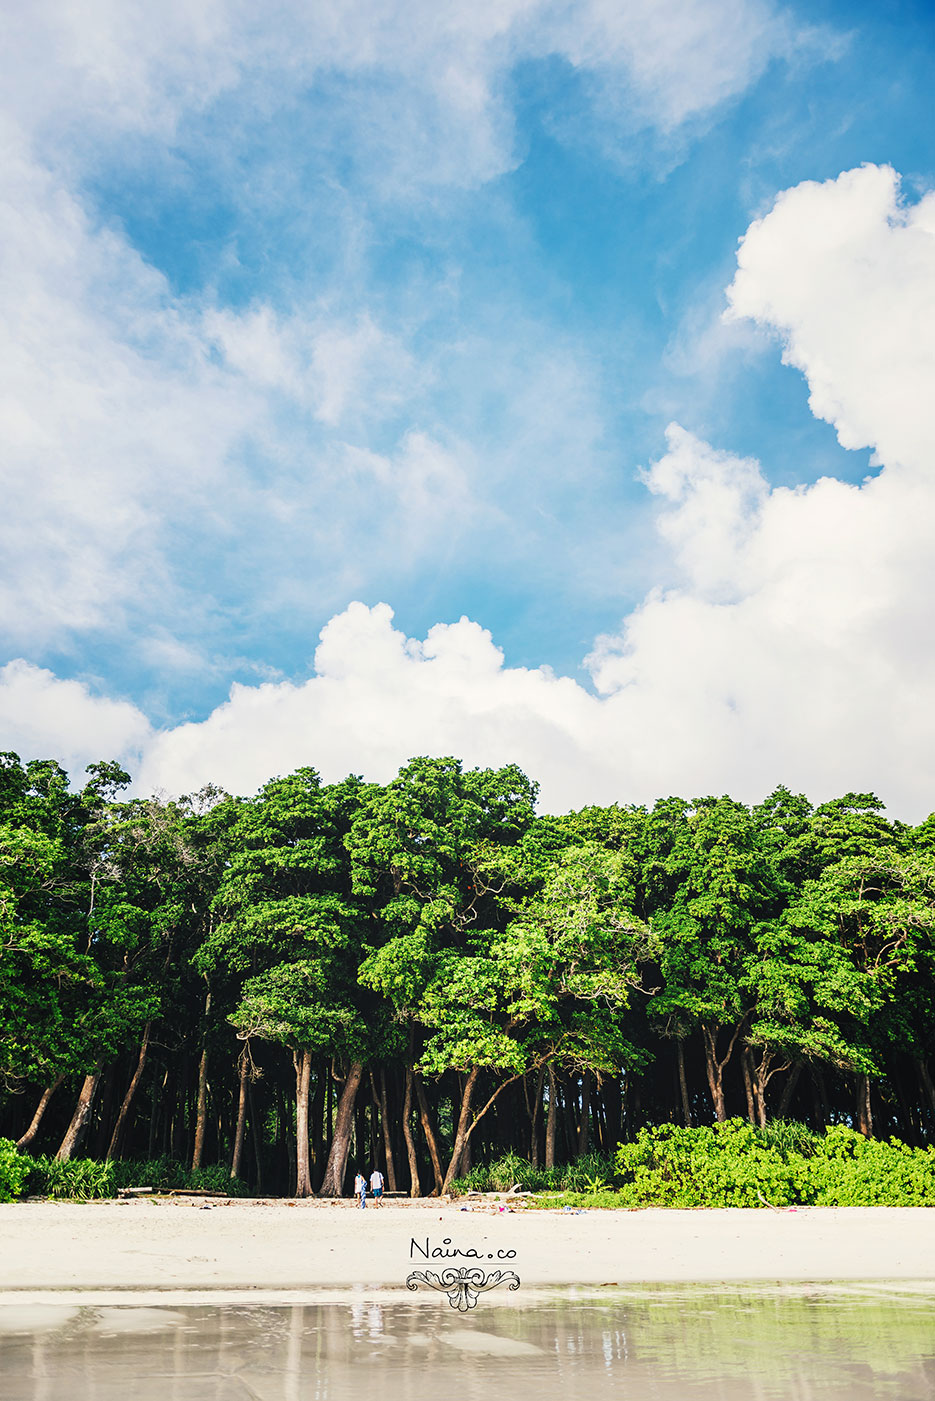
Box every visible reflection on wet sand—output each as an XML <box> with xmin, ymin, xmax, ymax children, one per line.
<box><xmin>1</xmin><ymin>1285</ymin><xmax>934</xmax><ymax>1401</ymax></box>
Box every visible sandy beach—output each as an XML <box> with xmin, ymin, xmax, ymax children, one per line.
<box><xmin>1</xmin><ymin>1199</ymin><xmax>934</xmax><ymax>1296</ymax></box>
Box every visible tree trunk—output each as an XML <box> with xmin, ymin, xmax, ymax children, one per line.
<box><xmin>414</xmin><ymin>1075</ymin><xmax>445</xmax><ymax>1194</ymax></box>
<box><xmin>677</xmin><ymin>1039</ymin><xmax>692</xmax><ymax>1127</ymax></box>
<box><xmin>593</xmin><ymin>1079</ymin><xmax>608</xmax><ymax>1151</ymax></box>
<box><xmin>628</xmin><ymin>1071</ymin><xmax>643</xmax><ymax>1136</ymax></box>
<box><xmin>319</xmin><ymin>1061</ymin><xmax>364</xmax><ymax>1197</ymax></box>
<box><xmin>247</xmin><ymin>1077</ymin><xmax>264</xmax><ymax>1191</ymax></box>
<box><xmin>146</xmin><ymin>1070</ymin><xmax>160</xmax><ymax>1158</ymax></box>
<box><xmin>545</xmin><ymin>1064</ymin><xmax>558</xmax><ymax>1169</ymax></box>
<box><xmin>402</xmin><ymin>1067</ymin><xmax>421</xmax><ymax>1197</ymax></box>
<box><xmin>16</xmin><ymin>1075</ymin><xmax>64</xmax><ymax>1152</ymax></box>
<box><xmin>577</xmin><ymin>1071</ymin><xmax>591</xmax><ymax>1155</ymax></box>
<box><xmin>106</xmin><ymin>1023</ymin><xmax>151</xmax><ymax>1162</ymax></box>
<box><xmin>377</xmin><ymin>1066</ymin><xmax>398</xmax><ymax>1192</ymax></box>
<box><xmin>55</xmin><ymin>1063</ymin><xmax>103</xmax><ymax>1162</ymax></box>
<box><xmin>294</xmin><ymin>1048</ymin><xmax>313</xmax><ymax>1197</ymax></box>
<box><xmin>702</xmin><ymin>1031</ymin><xmax>726</xmax><ymax>1121</ymax></box>
<box><xmin>276</xmin><ymin>1080</ymin><xmax>296</xmax><ymax>1197</ymax></box>
<box><xmin>458</xmin><ymin>1072</ymin><xmax>473</xmax><ymax>1177</ymax></box>
<box><xmin>231</xmin><ymin>1049</ymin><xmax>249</xmax><ymax>1181</ymax></box>
<box><xmin>741</xmin><ymin>1046</ymin><xmax>757</xmax><ymax>1125</ymax></box>
<box><xmin>310</xmin><ymin>1062</ymin><xmax>325</xmax><ymax>1178</ymax></box>
<box><xmin>441</xmin><ymin>1066</ymin><xmax>479</xmax><ymax>1193</ymax></box>
<box><xmin>528</xmin><ymin>1065</ymin><xmax>545</xmax><ymax>1166</ymax></box>
<box><xmin>777</xmin><ymin>1061</ymin><xmax>803</xmax><ymax>1118</ymax></box>
<box><xmin>855</xmin><ymin>1073</ymin><xmax>873</xmax><ymax>1137</ymax></box>
<box><xmin>605</xmin><ymin>1071</ymin><xmax>623</xmax><ymax>1150</ymax></box>
<box><xmin>191</xmin><ymin>986</ymin><xmax>212</xmax><ymax>1170</ymax></box>
<box><xmin>701</xmin><ymin>1022</ymin><xmax>743</xmax><ymax>1122</ymax></box>
<box><xmin>92</xmin><ymin>1063</ymin><xmax>117</xmax><ymax>1158</ymax></box>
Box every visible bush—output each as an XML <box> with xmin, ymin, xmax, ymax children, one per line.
<box><xmin>609</xmin><ymin>1120</ymin><xmax>935</xmax><ymax>1208</ymax></box>
<box><xmin>450</xmin><ymin>1150</ymin><xmax>617</xmax><ymax>1197</ymax></box>
<box><xmin>0</xmin><ymin>1138</ymin><xmax>32</xmax><ymax>1202</ymax></box>
<box><xmin>110</xmin><ymin>1157</ymin><xmax>251</xmax><ymax>1197</ymax></box>
<box><xmin>460</xmin><ymin>1122</ymin><xmax>935</xmax><ymax>1208</ymax></box>
<box><xmin>804</xmin><ymin>1126</ymin><xmax>935</xmax><ymax>1206</ymax></box>
<box><xmin>30</xmin><ymin>1156</ymin><xmax>117</xmax><ymax>1200</ymax></box>
<box><xmin>612</xmin><ymin>1120</ymin><xmax>799</xmax><ymax>1207</ymax></box>
<box><xmin>20</xmin><ymin>1153</ymin><xmax>250</xmax><ymax>1200</ymax></box>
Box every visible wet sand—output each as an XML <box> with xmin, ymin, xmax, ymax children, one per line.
<box><xmin>2</xmin><ymin>1200</ymin><xmax>934</xmax><ymax>1293</ymax></box>
<box><xmin>4</xmin><ymin>1286</ymin><xmax>935</xmax><ymax>1401</ymax></box>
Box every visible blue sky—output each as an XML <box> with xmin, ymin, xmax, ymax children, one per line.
<box><xmin>2</xmin><ymin>0</ymin><xmax>935</xmax><ymax>815</ymax></box>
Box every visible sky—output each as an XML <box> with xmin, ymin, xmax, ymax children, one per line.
<box><xmin>1</xmin><ymin>0</ymin><xmax>934</xmax><ymax>817</ymax></box>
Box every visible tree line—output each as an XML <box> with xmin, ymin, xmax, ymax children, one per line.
<box><xmin>2</xmin><ymin>750</ymin><xmax>934</xmax><ymax>1196</ymax></box>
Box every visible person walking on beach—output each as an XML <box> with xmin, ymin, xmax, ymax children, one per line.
<box><xmin>354</xmin><ymin>1171</ymin><xmax>367</xmax><ymax>1209</ymax></box>
<box><xmin>369</xmin><ymin>1168</ymin><xmax>384</xmax><ymax>1207</ymax></box>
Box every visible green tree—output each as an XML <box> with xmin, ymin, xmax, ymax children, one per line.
<box><xmin>643</xmin><ymin>796</ymin><xmax>785</xmax><ymax>1120</ymax></box>
<box><xmin>204</xmin><ymin>769</ymin><xmax>367</xmax><ymax>1197</ymax></box>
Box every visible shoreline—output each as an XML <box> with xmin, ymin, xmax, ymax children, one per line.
<box><xmin>3</xmin><ymin>1200</ymin><xmax>935</xmax><ymax>1294</ymax></box>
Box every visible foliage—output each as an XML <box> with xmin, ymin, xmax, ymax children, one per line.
<box><xmin>450</xmin><ymin>1150</ymin><xmax>618</xmax><ymax>1196</ymax></box>
<box><xmin>600</xmin><ymin>1121</ymin><xmax>935</xmax><ymax>1208</ymax></box>
<box><xmin>2</xmin><ymin>751</ymin><xmax>935</xmax><ymax>1200</ymax></box>
<box><xmin>0</xmin><ymin>1138</ymin><xmax>32</xmax><ymax>1201</ymax></box>
<box><xmin>463</xmin><ymin>1124</ymin><xmax>935</xmax><ymax>1209</ymax></box>
<box><xmin>18</xmin><ymin>1153</ymin><xmax>250</xmax><ymax>1200</ymax></box>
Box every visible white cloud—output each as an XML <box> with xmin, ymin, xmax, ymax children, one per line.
<box><xmin>0</xmin><ymin>143</ymin><xmax>453</xmax><ymax>648</ymax></box>
<box><xmin>726</xmin><ymin>163</ymin><xmax>935</xmax><ymax>473</ymax></box>
<box><xmin>545</xmin><ymin>0</ymin><xmax>785</xmax><ymax>133</ymax></box>
<box><xmin>0</xmin><ymin>133</ymin><xmax>262</xmax><ymax>641</ymax></box>
<box><xmin>120</xmin><ymin>163</ymin><xmax>934</xmax><ymax>821</ymax></box>
<box><xmin>0</xmin><ymin>0</ymin><xmax>822</xmax><ymax>655</ymax></box>
<box><xmin>201</xmin><ymin>306</ymin><xmax>419</xmax><ymax>427</ymax></box>
<box><xmin>4</xmin><ymin>0</ymin><xmax>809</xmax><ymax>190</ymax></box>
<box><xmin>7</xmin><ymin>15</ymin><xmax>926</xmax><ymax>819</ymax></box>
<box><xmin>0</xmin><ymin>660</ymin><xmax>152</xmax><ymax>779</ymax></box>
<box><xmin>135</xmin><ymin>602</ymin><xmax>609</xmax><ymax>804</ymax></box>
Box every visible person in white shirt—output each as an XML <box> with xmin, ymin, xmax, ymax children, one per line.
<box><xmin>369</xmin><ymin>1169</ymin><xmax>384</xmax><ymax>1206</ymax></box>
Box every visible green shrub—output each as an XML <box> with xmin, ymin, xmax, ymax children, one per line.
<box><xmin>450</xmin><ymin>1150</ymin><xmax>617</xmax><ymax>1197</ymax></box>
<box><xmin>22</xmin><ymin>1154</ymin><xmax>251</xmax><ymax>1200</ymax></box>
<box><xmin>607</xmin><ymin>1120</ymin><xmax>935</xmax><ymax>1208</ymax></box>
<box><xmin>30</xmin><ymin>1157</ymin><xmax>117</xmax><ymax>1200</ymax></box>
<box><xmin>0</xmin><ymin>1138</ymin><xmax>33</xmax><ymax>1202</ymax></box>
<box><xmin>559</xmin><ymin>1152</ymin><xmax>617</xmax><ymax>1194</ymax></box>
<box><xmin>805</xmin><ymin>1126</ymin><xmax>935</xmax><ymax>1206</ymax></box>
<box><xmin>486</xmin><ymin>1150</ymin><xmax>533</xmax><ymax>1191</ymax></box>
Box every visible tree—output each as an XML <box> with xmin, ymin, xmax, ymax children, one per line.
<box><xmin>643</xmin><ymin>797</ymin><xmax>785</xmax><ymax>1121</ymax></box>
<box><xmin>352</xmin><ymin>757</ymin><xmax>540</xmax><ymax>1185</ymax></box>
<box><xmin>203</xmin><ymin>769</ymin><xmax>367</xmax><ymax>1197</ymax></box>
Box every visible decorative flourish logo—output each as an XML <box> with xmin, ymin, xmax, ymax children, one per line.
<box><xmin>406</xmin><ymin>1266</ymin><xmax>521</xmax><ymax>1312</ymax></box>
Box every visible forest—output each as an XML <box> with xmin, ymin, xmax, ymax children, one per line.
<box><xmin>2</xmin><ymin>749</ymin><xmax>934</xmax><ymax>1198</ymax></box>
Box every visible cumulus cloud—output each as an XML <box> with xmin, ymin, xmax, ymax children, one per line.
<box><xmin>0</xmin><ymin>0</ymin><xmax>821</xmax><ymax>657</ymax></box>
<box><xmin>726</xmin><ymin>163</ymin><xmax>935</xmax><ymax>473</ymax></box>
<box><xmin>135</xmin><ymin>602</ymin><xmax>608</xmax><ymax>803</ymax></box>
<box><xmin>121</xmin><ymin>163</ymin><xmax>935</xmax><ymax>820</ymax></box>
<box><xmin>0</xmin><ymin>661</ymin><xmax>152</xmax><ymax>780</ymax></box>
<box><xmin>4</xmin><ymin>8</ymin><xmax>926</xmax><ymax>820</ymax></box>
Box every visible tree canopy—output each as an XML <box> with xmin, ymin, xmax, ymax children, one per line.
<box><xmin>2</xmin><ymin>750</ymin><xmax>934</xmax><ymax>1194</ymax></box>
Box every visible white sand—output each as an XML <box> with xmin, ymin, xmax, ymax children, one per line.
<box><xmin>1</xmin><ymin>1199</ymin><xmax>934</xmax><ymax>1294</ymax></box>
